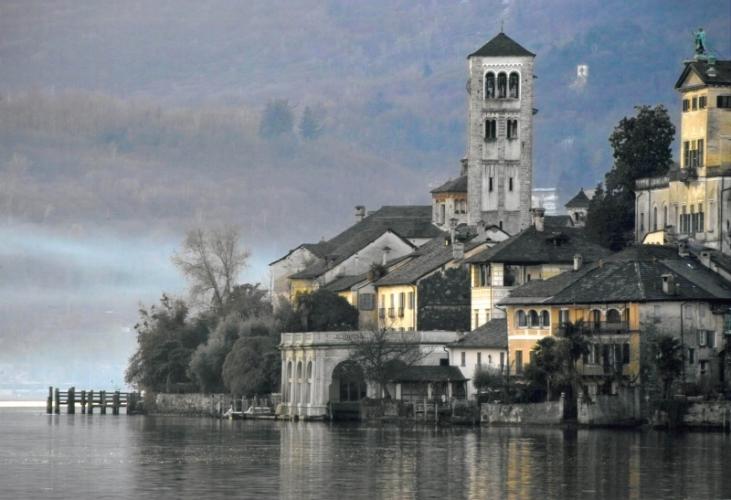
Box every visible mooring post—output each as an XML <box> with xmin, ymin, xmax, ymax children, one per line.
<box><xmin>54</xmin><ymin>388</ymin><xmax>60</xmax><ymax>414</ymax></box>
<box><xmin>126</xmin><ymin>392</ymin><xmax>135</xmax><ymax>415</ymax></box>
<box><xmin>100</xmin><ymin>391</ymin><xmax>107</xmax><ymax>415</ymax></box>
<box><xmin>68</xmin><ymin>387</ymin><xmax>75</xmax><ymax>414</ymax></box>
<box><xmin>81</xmin><ymin>390</ymin><xmax>86</xmax><ymax>414</ymax></box>
<box><xmin>47</xmin><ymin>387</ymin><xmax>53</xmax><ymax>414</ymax></box>
<box><xmin>88</xmin><ymin>390</ymin><xmax>94</xmax><ymax>415</ymax></box>
<box><xmin>113</xmin><ymin>391</ymin><xmax>120</xmax><ymax>415</ymax></box>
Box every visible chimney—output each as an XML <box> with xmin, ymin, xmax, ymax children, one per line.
<box><xmin>381</xmin><ymin>245</ymin><xmax>391</xmax><ymax>266</ymax></box>
<box><xmin>355</xmin><ymin>205</ymin><xmax>366</xmax><ymax>222</ymax></box>
<box><xmin>452</xmin><ymin>241</ymin><xmax>465</xmax><ymax>260</ymax></box>
<box><xmin>699</xmin><ymin>250</ymin><xmax>712</xmax><ymax>269</ymax></box>
<box><xmin>678</xmin><ymin>241</ymin><xmax>690</xmax><ymax>258</ymax></box>
<box><xmin>573</xmin><ymin>253</ymin><xmax>583</xmax><ymax>271</ymax></box>
<box><xmin>661</xmin><ymin>273</ymin><xmax>677</xmax><ymax>296</ymax></box>
<box><xmin>532</xmin><ymin>207</ymin><xmax>546</xmax><ymax>232</ymax></box>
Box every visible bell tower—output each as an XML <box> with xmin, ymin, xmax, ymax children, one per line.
<box><xmin>466</xmin><ymin>32</ymin><xmax>535</xmax><ymax>235</ymax></box>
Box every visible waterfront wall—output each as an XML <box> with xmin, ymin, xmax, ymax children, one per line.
<box><xmin>481</xmin><ymin>397</ymin><xmax>564</xmax><ymax>425</ymax></box>
<box><xmin>578</xmin><ymin>387</ymin><xmax>642</xmax><ymax>427</ymax></box>
<box><xmin>651</xmin><ymin>400</ymin><xmax>731</xmax><ymax>430</ymax></box>
<box><xmin>148</xmin><ymin>393</ymin><xmax>231</xmax><ymax>416</ymax></box>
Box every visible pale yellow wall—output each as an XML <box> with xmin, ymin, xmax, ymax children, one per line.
<box><xmin>376</xmin><ymin>284</ymin><xmax>418</xmax><ymax>331</ymax></box>
<box><xmin>289</xmin><ymin>278</ymin><xmax>316</xmax><ymax>302</ymax></box>
<box><xmin>679</xmin><ymin>77</ymin><xmax>731</xmax><ymax>170</ymax></box>
<box><xmin>337</xmin><ymin>290</ymin><xmax>356</xmax><ymax>307</ymax></box>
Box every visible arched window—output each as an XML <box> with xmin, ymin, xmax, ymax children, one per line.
<box><xmin>529</xmin><ymin>310</ymin><xmax>539</xmax><ymax>327</ymax></box>
<box><xmin>485</xmin><ymin>119</ymin><xmax>497</xmax><ymax>140</ymax></box>
<box><xmin>509</xmin><ymin>72</ymin><xmax>520</xmax><ymax>98</ymax></box>
<box><xmin>507</xmin><ymin>119</ymin><xmax>518</xmax><ymax>140</ymax></box>
<box><xmin>305</xmin><ymin>361</ymin><xmax>313</xmax><ymax>405</ymax></box>
<box><xmin>591</xmin><ymin>309</ymin><xmax>601</xmax><ymax>330</ymax></box>
<box><xmin>653</xmin><ymin>206</ymin><xmax>658</xmax><ymax>231</ymax></box>
<box><xmin>497</xmin><ymin>73</ymin><xmax>507</xmax><ymax>98</ymax></box>
<box><xmin>285</xmin><ymin>361</ymin><xmax>293</xmax><ymax>403</ymax></box>
<box><xmin>516</xmin><ymin>310</ymin><xmax>527</xmax><ymax>327</ymax></box>
<box><xmin>485</xmin><ymin>72</ymin><xmax>495</xmax><ymax>99</ymax></box>
<box><xmin>541</xmin><ymin>310</ymin><xmax>550</xmax><ymax>328</ymax></box>
<box><xmin>663</xmin><ymin>204</ymin><xmax>668</xmax><ymax>228</ymax></box>
<box><xmin>607</xmin><ymin>309</ymin><xmax>622</xmax><ymax>324</ymax></box>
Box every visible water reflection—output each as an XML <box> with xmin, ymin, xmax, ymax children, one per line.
<box><xmin>1</xmin><ymin>409</ymin><xmax>730</xmax><ymax>499</ymax></box>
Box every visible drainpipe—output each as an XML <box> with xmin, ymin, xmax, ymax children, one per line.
<box><xmin>719</xmin><ymin>179</ymin><xmax>731</xmax><ymax>253</ymax></box>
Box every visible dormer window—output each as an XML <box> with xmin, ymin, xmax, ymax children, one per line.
<box><xmin>485</xmin><ymin>72</ymin><xmax>495</xmax><ymax>99</ymax></box>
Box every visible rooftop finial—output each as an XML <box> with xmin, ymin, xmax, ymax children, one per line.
<box><xmin>694</xmin><ymin>27</ymin><xmax>706</xmax><ymax>57</ymax></box>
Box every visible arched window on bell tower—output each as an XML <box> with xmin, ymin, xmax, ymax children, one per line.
<box><xmin>485</xmin><ymin>72</ymin><xmax>495</xmax><ymax>99</ymax></box>
<box><xmin>509</xmin><ymin>72</ymin><xmax>520</xmax><ymax>98</ymax></box>
<box><xmin>497</xmin><ymin>73</ymin><xmax>507</xmax><ymax>98</ymax></box>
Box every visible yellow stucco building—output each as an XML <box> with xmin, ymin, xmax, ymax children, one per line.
<box><xmin>635</xmin><ymin>57</ymin><xmax>731</xmax><ymax>251</ymax></box>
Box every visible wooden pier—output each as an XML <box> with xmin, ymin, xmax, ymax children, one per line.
<box><xmin>46</xmin><ymin>387</ymin><xmax>142</xmax><ymax>415</ymax></box>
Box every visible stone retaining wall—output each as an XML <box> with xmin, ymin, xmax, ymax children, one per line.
<box><xmin>481</xmin><ymin>397</ymin><xmax>564</xmax><ymax>425</ymax></box>
<box><xmin>148</xmin><ymin>393</ymin><xmax>231</xmax><ymax>416</ymax></box>
<box><xmin>578</xmin><ymin>387</ymin><xmax>642</xmax><ymax>426</ymax></box>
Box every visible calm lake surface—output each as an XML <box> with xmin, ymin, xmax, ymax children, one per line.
<box><xmin>1</xmin><ymin>407</ymin><xmax>730</xmax><ymax>499</ymax></box>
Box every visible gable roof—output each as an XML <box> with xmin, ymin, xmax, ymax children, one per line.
<box><xmin>502</xmin><ymin>245</ymin><xmax>731</xmax><ymax>306</ymax></box>
<box><xmin>675</xmin><ymin>60</ymin><xmax>731</xmax><ymax>89</ymax></box>
<box><xmin>374</xmin><ymin>233</ymin><xmax>484</xmax><ymax>287</ymax></box>
<box><xmin>447</xmin><ymin>319</ymin><xmax>507</xmax><ymax>349</ymax></box>
<box><xmin>431</xmin><ymin>176</ymin><xmax>467</xmax><ymax>194</ymax></box>
<box><xmin>565</xmin><ymin>189</ymin><xmax>591</xmax><ymax>208</ymax></box>
<box><xmin>465</xmin><ymin>223</ymin><xmax>610</xmax><ymax>265</ymax></box>
<box><xmin>287</xmin><ymin>206</ymin><xmax>442</xmax><ymax>280</ymax></box>
<box><xmin>390</xmin><ymin>365</ymin><xmax>466</xmax><ymax>383</ymax></box>
<box><xmin>268</xmin><ymin>241</ymin><xmax>328</xmax><ymax>266</ymax></box>
<box><xmin>323</xmin><ymin>274</ymin><xmax>370</xmax><ymax>293</ymax></box>
<box><xmin>468</xmin><ymin>32</ymin><xmax>535</xmax><ymax>58</ymax></box>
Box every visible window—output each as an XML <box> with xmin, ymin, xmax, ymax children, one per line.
<box><xmin>606</xmin><ymin>309</ymin><xmax>622</xmax><ymax>324</ymax></box>
<box><xmin>718</xmin><ymin>95</ymin><xmax>731</xmax><ymax>108</ymax></box>
<box><xmin>477</xmin><ymin>264</ymin><xmax>490</xmax><ymax>287</ymax></box>
<box><xmin>688</xmin><ymin>348</ymin><xmax>695</xmax><ymax>364</ymax></box>
<box><xmin>485</xmin><ymin>119</ymin><xmax>497</xmax><ymax>140</ymax></box>
<box><xmin>683</xmin><ymin>141</ymin><xmax>690</xmax><ymax>167</ymax></box>
<box><xmin>692</xmin><ymin>96</ymin><xmax>698</xmax><ymax>110</ymax></box>
<box><xmin>488</xmin><ymin>354</ymin><xmax>492</xmax><ymax>365</ymax></box>
<box><xmin>529</xmin><ymin>350</ymin><xmax>536</xmax><ymax>365</ymax></box>
<box><xmin>484</xmin><ymin>310</ymin><xmax>490</xmax><ymax>322</ymax></box>
<box><xmin>528</xmin><ymin>310</ymin><xmax>539</xmax><ymax>327</ymax></box>
<box><xmin>559</xmin><ymin>309</ymin><xmax>569</xmax><ymax>325</ymax></box>
<box><xmin>622</xmin><ymin>343</ymin><xmax>630</xmax><ymax>364</ymax></box>
<box><xmin>683</xmin><ymin>99</ymin><xmax>690</xmax><ymax>112</ymax></box>
<box><xmin>541</xmin><ymin>310</ymin><xmax>550</xmax><ymax>328</ymax></box>
<box><xmin>663</xmin><ymin>205</ymin><xmax>668</xmax><ymax>228</ymax></box>
<box><xmin>358</xmin><ymin>293</ymin><xmax>375</xmax><ymax>311</ymax></box>
<box><xmin>477</xmin><ymin>352</ymin><xmax>482</xmax><ymax>366</ymax></box>
<box><xmin>699</xmin><ymin>203</ymin><xmax>705</xmax><ymax>232</ymax></box>
<box><xmin>592</xmin><ymin>309</ymin><xmax>601</xmax><ymax>329</ymax></box>
<box><xmin>640</xmin><ymin>212</ymin><xmax>644</xmax><ymax>233</ymax></box>
<box><xmin>474</xmin><ymin>309</ymin><xmax>479</xmax><ymax>327</ymax></box>
<box><xmin>698</xmin><ymin>329</ymin><xmax>706</xmax><ymax>347</ymax></box>
<box><xmin>515</xmin><ymin>350</ymin><xmax>523</xmax><ymax>374</ymax></box>
<box><xmin>653</xmin><ymin>206</ymin><xmax>657</xmax><ymax>231</ymax></box>
<box><xmin>516</xmin><ymin>309</ymin><xmax>527</xmax><ymax>327</ymax></box>
<box><xmin>461</xmin><ymin>352</ymin><xmax>466</xmax><ymax>367</ymax></box>
<box><xmin>500</xmin><ymin>352</ymin><xmax>505</xmax><ymax>371</ymax></box>
<box><xmin>497</xmin><ymin>73</ymin><xmax>507</xmax><ymax>98</ymax></box>
<box><xmin>707</xmin><ymin>330</ymin><xmax>716</xmax><ymax>349</ymax></box>
<box><xmin>408</xmin><ymin>292</ymin><xmax>415</xmax><ymax>309</ymax></box>
<box><xmin>485</xmin><ymin>72</ymin><xmax>496</xmax><ymax>99</ymax></box>
<box><xmin>489</xmin><ymin>176</ymin><xmax>494</xmax><ymax>192</ymax></box>
<box><xmin>507</xmin><ymin>119</ymin><xmax>518</xmax><ymax>140</ymax></box>
<box><xmin>698</xmin><ymin>139</ymin><xmax>704</xmax><ymax>167</ymax></box>
<box><xmin>699</xmin><ymin>96</ymin><xmax>707</xmax><ymax>109</ymax></box>
<box><xmin>509</xmin><ymin>72</ymin><xmax>519</xmax><ymax>98</ymax></box>
<box><xmin>508</xmin><ymin>177</ymin><xmax>514</xmax><ymax>191</ymax></box>
<box><xmin>440</xmin><ymin>204</ymin><xmax>446</xmax><ymax>224</ymax></box>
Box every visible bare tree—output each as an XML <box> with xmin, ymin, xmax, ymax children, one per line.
<box><xmin>346</xmin><ymin>329</ymin><xmax>431</xmax><ymax>398</ymax></box>
<box><xmin>172</xmin><ymin>226</ymin><xmax>250</xmax><ymax>312</ymax></box>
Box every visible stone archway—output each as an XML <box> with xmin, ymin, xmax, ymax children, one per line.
<box><xmin>330</xmin><ymin>360</ymin><xmax>367</xmax><ymax>402</ymax></box>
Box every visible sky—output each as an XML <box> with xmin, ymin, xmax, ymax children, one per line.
<box><xmin>0</xmin><ymin>0</ymin><xmax>729</xmax><ymax>395</ymax></box>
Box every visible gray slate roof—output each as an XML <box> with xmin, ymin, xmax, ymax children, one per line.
<box><xmin>565</xmin><ymin>189</ymin><xmax>591</xmax><ymax>208</ymax></box>
<box><xmin>390</xmin><ymin>365</ymin><xmax>467</xmax><ymax>383</ymax></box>
<box><xmin>374</xmin><ymin>233</ymin><xmax>483</xmax><ymax>286</ymax></box>
<box><xmin>468</xmin><ymin>32</ymin><xmax>535</xmax><ymax>58</ymax></box>
<box><xmin>675</xmin><ymin>60</ymin><xmax>731</xmax><ymax>88</ymax></box>
<box><xmin>288</xmin><ymin>206</ymin><xmax>442</xmax><ymax>280</ymax></box>
<box><xmin>431</xmin><ymin>176</ymin><xmax>467</xmax><ymax>194</ymax></box>
<box><xmin>502</xmin><ymin>245</ymin><xmax>731</xmax><ymax>306</ymax></box>
<box><xmin>447</xmin><ymin>319</ymin><xmax>507</xmax><ymax>349</ymax></box>
<box><xmin>465</xmin><ymin>223</ymin><xmax>610</xmax><ymax>265</ymax></box>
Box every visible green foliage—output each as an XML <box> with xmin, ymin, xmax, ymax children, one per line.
<box><xmin>291</xmin><ymin>289</ymin><xmax>358</xmax><ymax>332</ymax></box>
<box><xmin>417</xmin><ymin>267</ymin><xmax>470</xmax><ymax>331</ymax></box>
<box><xmin>299</xmin><ymin>106</ymin><xmax>323</xmax><ymax>140</ymax></box>
<box><xmin>259</xmin><ymin>99</ymin><xmax>294</xmax><ymax>138</ymax></box>
<box><xmin>222</xmin><ymin>332</ymin><xmax>281</xmax><ymax>397</ymax></box>
<box><xmin>125</xmin><ymin>294</ymin><xmax>210</xmax><ymax>392</ymax></box>
<box><xmin>655</xmin><ymin>335</ymin><xmax>684</xmax><ymax>399</ymax></box>
<box><xmin>223</xmin><ymin>283</ymin><xmax>272</xmax><ymax>319</ymax></box>
<box><xmin>472</xmin><ymin>368</ymin><xmax>503</xmax><ymax>391</ymax></box>
<box><xmin>586</xmin><ymin>105</ymin><xmax>675</xmax><ymax>251</ymax></box>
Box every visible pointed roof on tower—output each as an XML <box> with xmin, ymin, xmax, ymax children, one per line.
<box><xmin>468</xmin><ymin>32</ymin><xmax>535</xmax><ymax>59</ymax></box>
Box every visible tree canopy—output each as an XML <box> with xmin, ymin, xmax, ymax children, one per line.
<box><xmin>290</xmin><ymin>289</ymin><xmax>358</xmax><ymax>332</ymax></box>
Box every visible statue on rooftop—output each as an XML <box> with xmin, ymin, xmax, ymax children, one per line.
<box><xmin>694</xmin><ymin>28</ymin><xmax>706</xmax><ymax>56</ymax></box>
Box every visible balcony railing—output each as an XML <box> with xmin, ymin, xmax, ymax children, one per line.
<box><xmin>398</xmin><ymin>307</ymin><xmax>405</xmax><ymax>318</ymax></box>
<box><xmin>378</xmin><ymin>308</ymin><xmax>385</xmax><ymax>319</ymax></box>
<box><xmin>388</xmin><ymin>307</ymin><xmax>396</xmax><ymax>318</ymax></box>
<box><xmin>559</xmin><ymin>321</ymin><xmax>630</xmax><ymax>335</ymax></box>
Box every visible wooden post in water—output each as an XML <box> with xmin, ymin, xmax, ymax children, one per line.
<box><xmin>47</xmin><ymin>387</ymin><xmax>53</xmax><ymax>414</ymax></box>
<box><xmin>126</xmin><ymin>392</ymin><xmax>135</xmax><ymax>415</ymax></box>
<box><xmin>88</xmin><ymin>390</ymin><xmax>94</xmax><ymax>415</ymax></box>
<box><xmin>68</xmin><ymin>387</ymin><xmax>75</xmax><ymax>414</ymax></box>
<box><xmin>54</xmin><ymin>388</ymin><xmax>60</xmax><ymax>414</ymax></box>
<box><xmin>100</xmin><ymin>391</ymin><xmax>106</xmax><ymax>415</ymax></box>
<box><xmin>112</xmin><ymin>391</ymin><xmax>120</xmax><ymax>415</ymax></box>
<box><xmin>81</xmin><ymin>391</ymin><xmax>86</xmax><ymax>414</ymax></box>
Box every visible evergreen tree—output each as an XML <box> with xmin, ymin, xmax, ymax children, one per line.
<box><xmin>259</xmin><ymin>99</ymin><xmax>294</xmax><ymax>138</ymax></box>
<box><xmin>299</xmin><ymin>106</ymin><xmax>323</xmax><ymax>140</ymax></box>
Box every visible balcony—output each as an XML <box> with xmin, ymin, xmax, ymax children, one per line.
<box><xmin>398</xmin><ymin>307</ymin><xmax>405</xmax><ymax>318</ymax></box>
<box><xmin>388</xmin><ymin>307</ymin><xmax>396</xmax><ymax>318</ymax></box>
<box><xmin>559</xmin><ymin>321</ymin><xmax>630</xmax><ymax>335</ymax></box>
<box><xmin>378</xmin><ymin>308</ymin><xmax>385</xmax><ymax>319</ymax></box>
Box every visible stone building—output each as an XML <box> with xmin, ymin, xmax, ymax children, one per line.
<box><xmin>635</xmin><ymin>52</ymin><xmax>731</xmax><ymax>250</ymax></box>
<box><xmin>466</xmin><ymin>32</ymin><xmax>535</xmax><ymax>235</ymax></box>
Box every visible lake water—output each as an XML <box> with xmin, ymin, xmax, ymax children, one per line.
<box><xmin>1</xmin><ymin>407</ymin><xmax>730</xmax><ymax>499</ymax></box>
